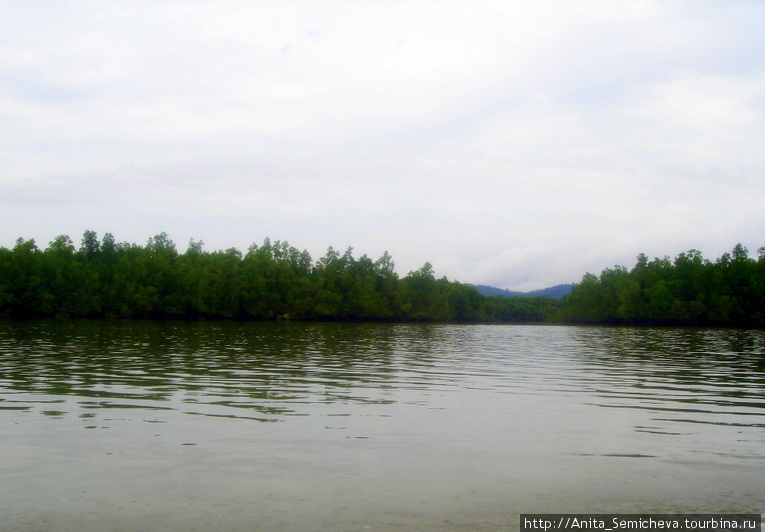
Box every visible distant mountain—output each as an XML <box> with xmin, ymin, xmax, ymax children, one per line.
<box><xmin>469</xmin><ymin>283</ymin><xmax>574</xmax><ymax>300</ymax></box>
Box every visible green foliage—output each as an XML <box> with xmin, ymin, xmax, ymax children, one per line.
<box><xmin>13</xmin><ymin>232</ymin><xmax>760</xmax><ymax>326</ymax></box>
<box><xmin>0</xmin><ymin>231</ymin><xmax>555</xmax><ymax>322</ymax></box>
<box><xmin>555</xmin><ymin>244</ymin><xmax>765</xmax><ymax>327</ymax></box>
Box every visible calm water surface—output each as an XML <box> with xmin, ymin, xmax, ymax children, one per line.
<box><xmin>1</xmin><ymin>321</ymin><xmax>764</xmax><ymax>531</ymax></box>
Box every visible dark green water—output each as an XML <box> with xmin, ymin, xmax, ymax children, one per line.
<box><xmin>1</xmin><ymin>321</ymin><xmax>764</xmax><ymax>531</ymax></box>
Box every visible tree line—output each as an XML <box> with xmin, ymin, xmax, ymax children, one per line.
<box><xmin>4</xmin><ymin>232</ymin><xmax>761</xmax><ymax>326</ymax></box>
<box><xmin>0</xmin><ymin>231</ymin><xmax>558</xmax><ymax>322</ymax></box>
<box><xmin>555</xmin><ymin>244</ymin><xmax>765</xmax><ymax>327</ymax></box>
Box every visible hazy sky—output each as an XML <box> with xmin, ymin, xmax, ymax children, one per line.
<box><xmin>2</xmin><ymin>1</ymin><xmax>764</xmax><ymax>290</ymax></box>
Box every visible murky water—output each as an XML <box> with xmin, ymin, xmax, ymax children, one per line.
<box><xmin>1</xmin><ymin>321</ymin><xmax>764</xmax><ymax>531</ymax></box>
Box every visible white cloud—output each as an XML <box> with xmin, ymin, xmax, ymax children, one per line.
<box><xmin>1</xmin><ymin>1</ymin><xmax>764</xmax><ymax>288</ymax></box>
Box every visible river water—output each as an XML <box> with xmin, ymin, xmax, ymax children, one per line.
<box><xmin>1</xmin><ymin>321</ymin><xmax>763</xmax><ymax>531</ymax></box>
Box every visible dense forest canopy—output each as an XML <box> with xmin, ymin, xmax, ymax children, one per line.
<box><xmin>0</xmin><ymin>231</ymin><xmax>557</xmax><ymax>322</ymax></box>
<box><xmin>556</xmin><ymin>243</ymin><xmax>765</xmax><ymax>327</ymax></box>
<box><xmin>1</xmin><ymin>232</ymin><xmax>762</xmax><ymax>327</ymax></box>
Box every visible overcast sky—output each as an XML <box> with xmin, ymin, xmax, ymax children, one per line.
<box><xmin>2</xmin><ymin>1</ymin><xmax>764</xmax><ymax>290</ymax></box>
